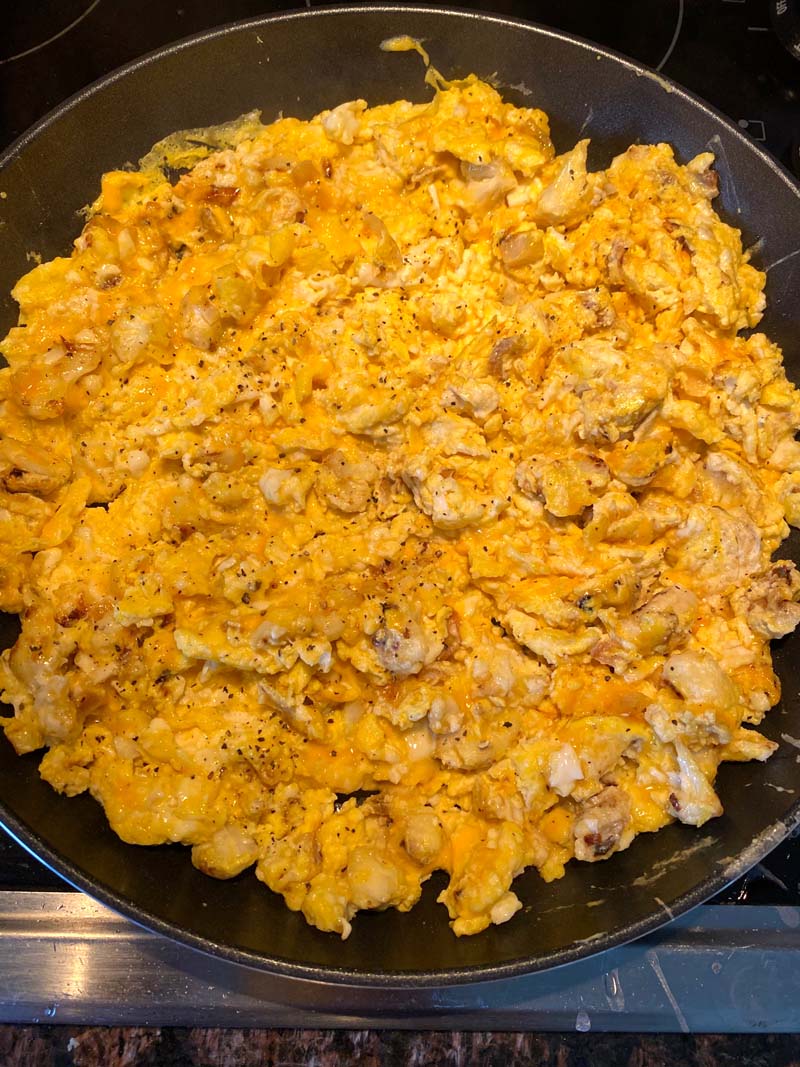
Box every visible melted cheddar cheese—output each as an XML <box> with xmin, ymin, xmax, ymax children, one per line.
<box><xmin>2</xmin><ymin>72</ymin><xmax>800</xmax><ymax>937</ymax></box>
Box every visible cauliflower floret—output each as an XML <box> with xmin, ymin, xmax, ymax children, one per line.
<box><xmin>178</xmin><ymin>288</ymin><xmax>221</xmax><ymax>351</ymax></box>
<box><xmin>668</xmin><ymin>506</ymin><xmax>762</xmax><ymax>595</ymax></box>
<box><xmin>720</xmin><ymin>726</ymin><xmax>778</xmax><ymax>763</ymax></box>
<box><xmin>321</xmin><ymin>100</ymin><xmax>366</xmax><ymax>145</ymax></box>
<box><xmin>506</xmin><ymin>609</ymin><xmax>601</xmax><ymax>666</ymax></box>
<box><xmin>401</xmin><ymin>461</ymin><xmax>506</xmax><ymax>530</ymax></box>
<box><xmin>192</xmin><ymin>825</ymin><xmax>259</xmax><ymax>879</ymax></box>
<box><xmin>259</xmin><ymin>466</ymin><xmax>315</xmax><ymax>511</ymax></box>
<box><xmin>662</xmin><ymin>650</ymin><xmax>739</xmax><ymax>710</ymax></box>
<box><xmin>403</xmin><ymin>810</ymin><xmax>444</xmax><ymax>865</ymax></box>
<box><xmin>442</xmin><ymin>381</ymin><xmax>499</xmax><ymax>420</ymax></box>
<box><xmin>668</xmin><ymin>742</ymin><xmax>723</xmax><ymax>826</ymax></box>
<box><xmin>515</xmin><ymin>453</ymin><xmax>609</xmax><ymax>518</ymax></box>
<box><xmin>547</xmin><ymin>743</ymin><xmax>584</xmax><ymax>797</ymax></box>
<box><xmin>316</xmin><ymin>450</ymin><xmax>378</xmax><ymax>514</ymax></box>
<box><xmin>371</xmin><ymin>619</ymin><xmax>443</xmax><ymax>677</ymax></box>
<box><xmin>532</xmin><ymin>140</ymin><xmax>594</xmax><ymax>227</ymax></box>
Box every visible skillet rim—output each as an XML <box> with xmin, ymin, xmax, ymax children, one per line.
<box><xmin>1</xmin><ymin>2</ymin><xmax>799</xmax><ymax>988</ymax></box>
<box><xmin>1</xmin><ymin>1</ymin><xmax>799</xmax><ymax>201</ymax></box>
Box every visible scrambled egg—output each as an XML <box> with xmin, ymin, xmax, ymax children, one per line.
<box><xmin>2</xmin><ymin>63</ymin><xmax>800</xmax><ymax>939</ymax></box>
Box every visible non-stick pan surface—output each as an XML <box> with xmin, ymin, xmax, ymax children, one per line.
<box><xmin>1</xmin><ymin>6</ymin><xmax>799</xmax><ymax>987</ymax></box>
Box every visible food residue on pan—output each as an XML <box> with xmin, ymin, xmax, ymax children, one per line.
<box><xmin>1</xmin><ymin>52</ymin><xmax>799</xmax><ymax>938</ymax></box>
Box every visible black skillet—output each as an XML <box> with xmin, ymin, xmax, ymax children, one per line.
<box><xmin>1</xmin><ymin>5</ymin><xmax>799</xmax><ymax>987</ymax></box>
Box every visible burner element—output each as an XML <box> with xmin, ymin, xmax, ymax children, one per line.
<box><xmin>0</xmin><ymin>0</ymin><xmax>101</xmax><ymax>64</ymax></box>
<box><xmin>772</xmin><ymin>0</ymin><xmax>800</xmax><ymax>59</ymax></box>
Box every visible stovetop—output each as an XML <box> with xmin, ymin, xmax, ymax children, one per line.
<box><xmin>1</xmin><ymin>0</ymin><xmax>799</xmax><ymax>175</ymax></box>
<box><xmin>0</xmin><ymin>0</ymin><xmax>799</xmax><ymax>1032</ymax></box>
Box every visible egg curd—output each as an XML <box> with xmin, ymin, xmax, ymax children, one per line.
<box><xmin>1</xmin><ymin>66</ymin><xmax>800</xmax><ymax>938</ymax></box>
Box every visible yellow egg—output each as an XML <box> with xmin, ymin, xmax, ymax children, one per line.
<box><xmin>0</xmin><ymin>66</ymin><xmax>796</xmax><ymax>939</ymax></box>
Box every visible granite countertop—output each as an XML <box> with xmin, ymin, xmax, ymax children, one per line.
<box><xmin>2</xmin><ymin>1029</ymin><xmax>800</xmax><ymax>1066</ymax></box>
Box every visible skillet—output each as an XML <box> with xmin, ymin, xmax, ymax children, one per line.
<box><xmin>0</xmin><ymin>5</ymin><xmax>799</xmax><ymax>987</ymax></box>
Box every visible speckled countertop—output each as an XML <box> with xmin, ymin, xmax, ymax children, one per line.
<box><xmin>1</xmin><ymin>1030</ymin><xmax>799</xmax><ymax>1066</ymax></box>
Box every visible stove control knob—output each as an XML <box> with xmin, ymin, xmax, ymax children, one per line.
<box><xmin>772</xmin><ymin>0</ymin><xmax>800</xmax><ymax>59</ymax></box>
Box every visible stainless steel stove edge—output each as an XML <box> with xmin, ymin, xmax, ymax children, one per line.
<box><xmin>1</xmin><ymin>892</ymin><xmax>798</xmax><ymax>1031</ymax></box>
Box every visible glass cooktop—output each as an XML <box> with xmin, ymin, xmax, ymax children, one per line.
<box><xmin>0</xmin><ymin>0</ymin><xmax>799</xmax><ymax>1032</ymax></box>
<box><xmin>1</xmin><ymin>0</ymin><xmax>798</xmax><ymax>174</ymax></box>
<box><xmin>1</xmin><ymin>0</ymin><xmax>798</xmax><ymax>907</ymax></box>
